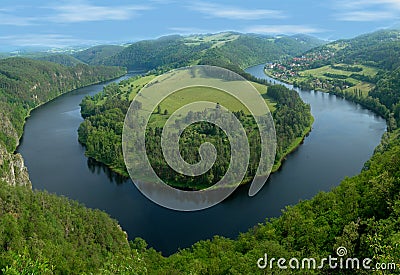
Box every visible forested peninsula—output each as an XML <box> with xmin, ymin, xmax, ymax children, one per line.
<box><xmin>77</xmin><ymin>33</ymin><xmax>315</xmax><ymax>189</ymax></box>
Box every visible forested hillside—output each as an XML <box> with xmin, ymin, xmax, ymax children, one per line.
<box><xmin>297</xmin><ymin>30</ymin><xmax>400</xmax><ymax>70</ymax></box>
<box><xmin>34</xmin><ymin>54</ymin><xmax>84</xmax><ymax>67</ymax></box>
<box><xmin>73</xmin><ymin>45</ymin><xmax>124</xmax><ymax>65</ymax></box>
<box><xmin>327</xmin><ymin>30</ymin><xmax>400</xmax><ymax>70</ymax></box>
<box><xmin>200</xmin><ymin>34</ymin><xmax>325</xmax><ymax>69</ymax></box>
<box><xmin>0</xmin><ymin>180</ymin><xmax>144</xmax><ymax>275</ymax></box>
<box><xmin>370</xmin><ymin>67</ymin><xmax>400</xmax><ymax>126</ymax></box>
<box><xmin>100</xmin><ymin>33</ymin><xmax>325</xmax><ymax>72</ymax></box>
<box><xmin>0</xmin><ymin>58</ymin><xmax>126</xmax><ymax>186</ymax></box>
<box><xmin>102</xmin><ymin>35</ymin><xmax>209</xmax><ymax>70</ymax></box>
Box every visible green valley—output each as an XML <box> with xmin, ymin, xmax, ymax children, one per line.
<box><xmin>0</xmin><ymin>29</ymin><xmax>398</xmax><ymax>275</ymax></box>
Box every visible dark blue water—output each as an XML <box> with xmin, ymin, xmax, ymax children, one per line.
<box><xmin>17</xmin><ymin>65</ymin><xmax>387</xmax><ymax>255</ymax></box>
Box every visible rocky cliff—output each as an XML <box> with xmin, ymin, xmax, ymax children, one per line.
<box><xmin>0</xmin><ymin>143</ymin><xmax>31</xmax><ymax>187</ymax></box>
<box><xmin>0</xmin><ymin>109</ymin><xmax>31</xmax><ymax>187</ymax></box>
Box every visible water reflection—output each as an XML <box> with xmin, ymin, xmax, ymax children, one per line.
<box><xmin>87</xmin><ymin>156</ymin><xmax>129</xmax><ymax>185</ymax></box>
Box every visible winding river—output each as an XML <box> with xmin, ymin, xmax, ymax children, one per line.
<box><xmin>17</xmin><ymin>64</ymin><xmax>386</xmax><ymax>256</ymax></box>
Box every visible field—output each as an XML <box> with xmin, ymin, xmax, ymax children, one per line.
<box><xmin>344</xmin><ymin>82</ymin><xmax>374</xmax><ymax>96</ymax></box>
<box><xmin>119</xmin><ymin>75</ymin><xmax>276</xmax><ymax>127</ymax></box>
<box><xmin>296</xmin><ymin>63</ymin><xmax>378</xmax><ymax>94</ymax></box>
<box><xmin>184</xmin><ymin>32</ymin><xmax>240</xmax><ymax>48</ymax></box>
<box><xmin>299</xmin><ymin>64</ymin><xmax>377</xmax><ymax>78</ymax></box>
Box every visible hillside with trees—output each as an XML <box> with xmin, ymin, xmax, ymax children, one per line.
<box><xmin>73</xmin><ymin>45</ymin><xmax>125</xmax><ymax>65</ymax></box>
<box><xmin>99</xmin><ymin>33</ymin><xmax>325</xmax><ymax>72</ymax></box>
<box><xmin>0</xmin><ymin>58</ymin><xmax>126</xmax><ymax>187</ymax></box>
<box><xmin>370</xmin><ymin>67</ymin><xmax>400</xmax><ymax>126</ymax></box>
<box><xmin>102</xmin><ymin>35</ymin><xmax>209</xmax><ymax>71</ymax></box>
<box><xmin>34</xmin><ymin>54</ymin><xmax>84</xmax><ymax>67</ymax></box>
<box><xmin>200</xmin><ymin>34</ymin><xmax>325</xmax><ymax>69</ymax></box>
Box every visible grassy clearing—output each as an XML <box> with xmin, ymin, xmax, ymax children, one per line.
<box><xmin>148</xmin><ymin>81</ymin><xmax>275</xmax><ymax>127</ymax></box>
<box><xmin>294</xmin><ymin>63</ymin><xmax>378</xmax><ymax>95</ymax></box>
<box><xmin>344</xmin><ymin>82</ymin><xmax>374</xmax><ymax>96</ymax></box>
<box><xmin>126</xmin><ymin>75</ymin><xmax>156</xmax><ymax>101</ymax></box>
<box><xmin>118</xmin><ymin>74</ymin><xmax>275</xmax><ymax>128</ymax></box>
<box><xmin>184</xmin><ymin>32</ymin><xmax>239</xmax><ymax>48</ymax></box>
<box><xmin>299</xmin><ymin>64</ymin><xmax>377</xmax><ymax>78</ymax></box>
<box><xmin>326</xmin><ymin>42</ymin><xmax>348</xmax><ymax>51</ymax></box>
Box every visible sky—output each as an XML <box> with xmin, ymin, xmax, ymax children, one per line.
<box><xmin>1</xmin><ymin>0</ymin><xmax>400</xmax><ymax>51</ymax></box>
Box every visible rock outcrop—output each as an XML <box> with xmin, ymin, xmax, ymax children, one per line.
<box><xmin>0</xmin><ymin>143</ymin><xmax>31</xmax><ymax>187</ymax></box>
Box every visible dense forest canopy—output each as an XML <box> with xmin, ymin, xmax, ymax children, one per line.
<box><xmin>72</xmin><ymin>45</ymin><xmax>125</xmax><ymax>65</ymax></box>
<box><xmin>34</xmin><ymin>54</ymin><xmax>84</xmax><ymax>67</ymax></box>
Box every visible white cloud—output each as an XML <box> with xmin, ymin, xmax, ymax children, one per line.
<box><xmin>334</xmin><ymin>0</ymin><xmax>400</xmax><ymax>21</ymax></box>
<box><xmin>337</xmin><ymin>11</ymin><xmax>394</xmax><ymax>21</ymax></box>
<box><xmin>190</xmin><ymin>2</ymin><xmax>284</xmax><ymax>20</ymax></box>
<box><xmin>0</xmin><ymin>34</ymin><xmax>99</xmax><ymax>48</ymax></box>
<box><xmin>246</xmin><ymin>25</ymin><xmax>323</xmax><ymax>35</ymax></box>
<box><xmin>48</xmin><ymin>2</ymin><xmax>151</xmax><ymax>23</ymax></box>
<box><xmin>336</xmin><ymin>0</ymin><xmax>400</xmax><ymax>9</ymax></box>
<box><xmin>0</xmin><ymin>13</ymin><xmax>37</xmax><ymax>26</ymax></box>
<box><xmin>0</xmin><ymin>6</ymin><xmax>39</xmax><ymax>26</ymax></box>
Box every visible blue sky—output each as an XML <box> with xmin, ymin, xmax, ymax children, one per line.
<box><xmin>1</xmin><ymin>0</ymin><xmax>399</xmax><ymax>51</ymax></box>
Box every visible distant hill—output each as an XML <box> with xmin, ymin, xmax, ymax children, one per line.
<box><xmin>34</xmin><ymin>54</ymin><xmax>84</xmax><ymax>66</ymax></box>
<box><xmin>288</xmin><ymin>29</ymin><xmax>400</xmax><ymax>124</ymax></box>
<box><xmin>73</xmin><ymin>45</ymin><xmax>124</xmax><ymax>65</ymax></box>
<box><xmin>290</xmin><ymin>33</ymin><xmax>328</xmax><ymax>46</ymax></box>
<box><xmin>304</xmin><ymin>29</ymin><xmax>400</xmax><ymax>70</ymax></box>
<box><xmin>101</xmin><ymin>32</ymin><xmax>325</xmax><ymax>71</ymax></box>
<box><xmin>200</xmin><ymin>34</ymin><xmax>326</xmax><ymax>69</ymax></box>
<box><xmin>102</xmin><ymin>35</ymin><xmax>209</xmax><ymax>70</ymax></box>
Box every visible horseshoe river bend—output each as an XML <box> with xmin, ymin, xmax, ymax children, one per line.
<box><xmin>17</xmin><ymin>64</ymin><xmax>386</xmax><ymax>255</ymax></box>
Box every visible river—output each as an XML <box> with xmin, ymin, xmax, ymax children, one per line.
<box><xmin>17</xmin><ymin>64</ymin><xmax>386</xmax><ymax>256</ymax></box>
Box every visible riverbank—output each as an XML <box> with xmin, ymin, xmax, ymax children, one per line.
<box><xmin>264</xmin><ymin>67</ymin><xmax>390</xmax><ymax>124</ymax></box>
<box><xmin>271</xmin><ymin>115</ymin><xmax>314</xmax><ymax>173</ymax></box>
<box><xmin>17</xmin><ymin>71</ymin><xmax>127</xmax><ymax>152</ymax></box>
<box><xmin>0</xmin><ymin>59</ymin><xmax>126</xmax><ymax>188</ymax></box>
